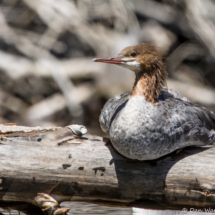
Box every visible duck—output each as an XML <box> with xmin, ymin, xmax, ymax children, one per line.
<box><xmin>93</xmin><ymin>43</ymin><xmax>215</xmax><ymax>160</ymax></box>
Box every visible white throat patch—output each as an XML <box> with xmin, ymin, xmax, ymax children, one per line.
<box><xmin>120</xmin><ymin>61</ymin><xmax>141</xmax><ymax>73</ymax></box>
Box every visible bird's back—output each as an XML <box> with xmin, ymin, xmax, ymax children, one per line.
<box><xmin>100</xmin><ymin>89</ymin><xmax>215</xmax><ymax>160</ymax></box>
<box><xmin>100</xmin><ymin>88</ymin><xmax>190</xmax><ymax>135</ymax></box>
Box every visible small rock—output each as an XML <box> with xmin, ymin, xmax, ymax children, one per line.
<box><xmin>67</xmin><ymin>124</ymin><xmax>87</xmax><ymax>136</ymax></box>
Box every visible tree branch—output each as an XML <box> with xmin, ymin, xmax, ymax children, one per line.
<box><xmin>0</xmin><ymin>124</ymin><xmax>214</xmax><ymax>214</ymax></box>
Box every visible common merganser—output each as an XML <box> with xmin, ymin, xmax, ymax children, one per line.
<box><xmin>93</xmin><ymin>44</ymin><xmax>215</xmax><ymax>160</ymax></box>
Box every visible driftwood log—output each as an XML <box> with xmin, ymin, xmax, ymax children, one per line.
<box><xmin>0</xmin><ymin>124</ymin><xmax>215</xmax><ymax>214</ymax></box>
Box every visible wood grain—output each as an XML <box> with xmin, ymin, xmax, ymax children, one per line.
<box><xmin>0</xmin><ymin>126</ymin><xmax>214</xmax><ymax>212</ymax></box>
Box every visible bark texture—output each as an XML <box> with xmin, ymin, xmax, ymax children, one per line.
<box><xmin>0</xmin><ymin>125</ymin><xmax>215</xmax><ymax>213</ymax></box>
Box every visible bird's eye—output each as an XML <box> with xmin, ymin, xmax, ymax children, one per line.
<box><xmin>131</xmin><ymin>52</ymin><xmax>136</xmax><ymax>57</ymax></box>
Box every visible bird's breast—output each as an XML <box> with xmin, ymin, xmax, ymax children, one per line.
<box><xmin>110</xmin><ymin>96</ymin><xmax>158</xmax><ymax>138</ymax></box>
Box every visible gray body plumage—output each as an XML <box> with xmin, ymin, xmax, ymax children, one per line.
<box><xmin>100</xmin><ymin>89</ymin><xmax>215</xmax><ymax>160</ymax></box>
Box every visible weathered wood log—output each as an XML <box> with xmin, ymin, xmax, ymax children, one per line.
<box><xmin>0</xmin><ymin>124</ymin><xmax>215</xmax><ymax>214</ymax></box>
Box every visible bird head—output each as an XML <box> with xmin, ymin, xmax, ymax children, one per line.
<box><xmin>93</xmin><ymin>43</ymin><xmax>167</xmax><ymax>104</ymax></box>
<box><xmin>93</xmin><ymin>43</ymin><xmax>164</xmax><ymax>75</ymax></box>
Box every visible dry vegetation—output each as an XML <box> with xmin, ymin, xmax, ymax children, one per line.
<box><xmin>0</xmin><ymin>0</ymin><xmax>215</xmax><ymax>135</ymax></box>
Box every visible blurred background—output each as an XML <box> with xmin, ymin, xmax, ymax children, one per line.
<box><xmin>0</xmin><ymin>0</ymin><xmax>215</xmax><ymax>214</ymax></box>
<box><xmin>0</xmin><ymin>0</ymin><xmax>215</xmax><ymax>135</ymax></box>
